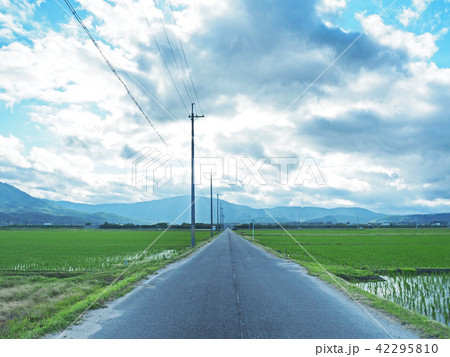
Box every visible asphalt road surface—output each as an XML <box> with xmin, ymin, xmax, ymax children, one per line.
<box><xmin>56</xmin><ymin>229</ymin><xmax>418</xmax><ymax>339</ymax></box>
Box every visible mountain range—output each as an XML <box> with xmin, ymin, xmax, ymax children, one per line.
<box><xmin>0</xmin><ymin>181</ymin><xmax>448</xmax><ymax>226</ymax></box>
<box><xmin>0</xmin><ymin>182</ymin><xmax>140</xmax><ymax>226</ymax></box>
<box><xmin>52</xmin><ymin>196</ymin><xmax>384</xmax><ymax>225</ymax></box>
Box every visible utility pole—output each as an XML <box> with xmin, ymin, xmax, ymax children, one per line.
<box><xmin>210</xmin><ymin>173</ymin><xmax>213</xmax><ymax>238</ymax></box>
<box><xmin>190</xmin><ymin>103</ymin><xmax>204</xmax><ymax>248</ymax></box>
<box><xmin>252</xmin><ymin>219</ymin><xmax>255</xmax><ymax>240</ymax></box>
<box><xmin>220</xmin><ymin>205</ymin><xmax>224</xmax><ymax>231</ymax></box>
<box><xmin>217</xmin><ymin>193</ymin><xmax>220</xmax><ymax>232</ymax></box>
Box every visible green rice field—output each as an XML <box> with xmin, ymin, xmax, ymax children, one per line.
<box><xmin>0</xmin><ymin>229</ymin><xmax>211</xmax><ymax>272</ymax></box>
<box><xmin>1</xmin><ymin>227</ymin><xmax>449</xmax><ymax>338</ymax></box>
<box><xmin>0</xmin><ymin>229</ymin><xmax>212</xmax><ymax>338</ymax></box>
<box><xmin>238</xmin><ymin>228</ymin><xmax>449</xmax><ymax>270</ymax></box>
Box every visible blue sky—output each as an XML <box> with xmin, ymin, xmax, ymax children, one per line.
<box><xmin>331</xmin><ymin>0</ymin><xmax>450</xmax><ymax>66</ymax></box>
<box><xmin>0</xmin><ymin>0</ymin><xmax>449</xmax><ymax>214</ymax></box>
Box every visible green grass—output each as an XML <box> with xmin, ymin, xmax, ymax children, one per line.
<box><xmin>238</xmin><ymin>228</ymin><xmax>450</xmax><ymax>338</ymax></box>
<box><xmin>0</xmin><ymin>229</ymin><xmax>214</xmax><ymax>338</ymax></box>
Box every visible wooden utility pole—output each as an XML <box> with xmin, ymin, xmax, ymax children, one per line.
<box><xmin>217</xmin><ymin>193</ymin><xmax>220</xmax><ymax>232</ymax></box>
<box><xmin>210</xmin><ymin>174</ymin><xmax>213</xmax><ymax>238</ymax></box>
<box><xmin>220</xmin><ymin>204</ymin><xmax>224</xmax><ymax>231</ymax></box>
<box><xmin>190</xmin><ymin>103</ymin><xmax>204</xmax><ymax>247</ymax></box>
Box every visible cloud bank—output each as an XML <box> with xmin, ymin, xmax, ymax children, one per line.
<box><xmin>0</xmin><ymin>0</ymin><xmax>449</xmax><ymax>214</ymax></box>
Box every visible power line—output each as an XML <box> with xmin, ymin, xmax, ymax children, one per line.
<box><xmin>137</xmin><ymin>0</ymin><xmax>207</xmax><ymax>167</ymax></box>
<box><xmin>62</xmin><ymin>0</ymin><xmax>211</xmax><ymax>215</ymax></box>
<box><xmin>161</xmin><ymin>25</ymin><xmax>192</xmax><ymax>105</ymax></box>
<box><xmin>153</xmin><ymin>0</ymin><xmax>194</xmax><ymax>106</ymax></box>
<box><xmin>62</xmin><ymin>0</ymin><xmax>171</xmax><ymax>151</ymax></box>
<box><xmin>137</xmin><ymin>3</ymin><xmax>212</xmax><ymax>233</ymax></box>
<box><xmin>167</xmin><ymin>0</ymin><xmax>204</xmax><ymax>115</ymax></box>
<box><xmin>172</xmin><ymin>29</ymin><xmax>195</xmax><ymax>105</ymax></box>
<box><xmin>141</xmin><ymin>9</ymin><xmax>189</xmax><ymax>114</ymax></box>
<box><xmin>54</xmin><ymin>0</ymin><xmax>191</xmax><ymax>139</ymax></box>
<box><xmin>97</xmin><ymin>42</ymin><xmax>185</xmax><ymax>129</ymax></box>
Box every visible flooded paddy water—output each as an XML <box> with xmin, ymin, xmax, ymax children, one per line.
<box><xmin>357</xmin><ymin>274</ymin><xmax>450</xmax><ymax>326</ymax></box>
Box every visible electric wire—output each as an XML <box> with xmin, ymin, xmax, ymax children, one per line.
<box><xmin>167</xmin><ymin>0</ymin><xmax>204</xmax><ymax>115</ymax></box>
<box><xmin>171</xmin><ymin>26</ymin><xmax>195</xmax><ymax>104</ymax></box>
<box><xmin>62</xmin><ymin>0</ymin><xmax>172</xmax><ymax>151</ymax></box>
<box><xmin>61</xmin><ymin>0</ymin><xmax>210</xmax><ymax>205</ymax></box>
<box><xmin>155</xmin><ymin>4</ymin><xmax>194</xmax><ymax>106</ymax></box>
<box><xmin>137</xmin><ymin>1</ymin><xmax>203</xmax><ymax>150</ymax></box>
<box><xmin>141</xmin><ymin>9</ymin><xmax>190</xmax><ymax>114</ymax></box>
<box><xmin>139</xmin><ymin>2</ymin><xmax>210</xmax><ymax>206</ymax></box>
<box><xmin>98</xmin><ymin>41</ymin><xmax>187</xmax><ymax>131</ymax></box>
<box><xmin>54</xmin><ymin>0</ymin><xmax>191</xmax><ymax>140</ymax></box>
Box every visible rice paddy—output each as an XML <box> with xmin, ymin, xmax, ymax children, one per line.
<box><xmin>357</xmin><ymin>275</ymin><xmax>450</xmax><ymax>326</ymax></box>
<box><xmin>0</xmin><ymin>229</ymin><xmax>212</xmax><ymax>338</ymax></box>
<box><xmin>1</xmin><ymin>227</ymin><xmax>449</xmax><ymax>337</ymax></box>
<box><xmin>0</xmin><ymin>230</ymin><xmax>210</xmax><ymax>272</ymax></box>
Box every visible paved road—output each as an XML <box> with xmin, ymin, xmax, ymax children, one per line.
<box><xmin>57</xmin><ymin>230</ymin><xmax>418</xmax><ymax>339</ymax></box>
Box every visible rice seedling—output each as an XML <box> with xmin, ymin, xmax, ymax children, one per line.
<box><xmin>357</xmin><ymin>274</ymin><xmax>450</xmax><ymax>326</ymax></box>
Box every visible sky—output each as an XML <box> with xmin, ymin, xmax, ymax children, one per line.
<box><xmin>0</xmin><ymin>0</ymin><xmax>449</xmax><ymax>214</ymax></box>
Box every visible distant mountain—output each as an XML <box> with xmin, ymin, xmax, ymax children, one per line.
<box><xmin>53</xmin><ymin>196</ymin><xmax>219</xmax><ymax>225</ymax></box>
<box><xmin>53</xmin><ymin>195</ymin><xmax>385</xmax><ymax>225</ymax></box>
<box><xmin>264</xmin><ymin>206</ymin><xmax>383</xmax><ymax>224</ymax></box>
<box><xmin>371</xmin><ymin>213</ymin><xmax>450</xmax><ymax>225</ymax></box>
<box><xmin>0</xmin><ymin>181</ymin><xmax>58</xmax><ymax>213</ymax></box>
<box><xmin>3</xmin><ymin>181</ymin><xmax>448</xmax><ymax>227</ymax></box>
<box><xmin>0</xmin><ymin>182</ymin><xmax>141</xmax><ymax>225</ymax></box>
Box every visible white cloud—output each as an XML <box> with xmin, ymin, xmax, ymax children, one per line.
<box><xmin>398</xmin><ymin>0</ymin><xmax>433</xmax><ymax>27</ymax></box>
<box><xmin>29</xmin><ymin>146</ymin><xmax>94</xmax><ymax>176</ymax></box>
<box><xmin>412</xmin><ymin>0</ymin><xmax>433</xmax><ymax>13</ymax></box>
<box><xmin>172</xmin><ymin>0</ymin><xmax>236</xmax><ymax>35</ymax></box>
<box><xmin>316</xmin><ymin>0</ymin><xmax>347</xmax><ymax>15</ymax></box>
<box><xmin>0</xmin><ymin>134</ymin><xmax>30</xmax><ymax>168</ymax></box>
<box><xmin>412</xmin><ymin>198</ymin><xmax>450</xmax><ymax>207</ymax></box>
<box><xmin>399</xmin><ymin>8</ymin><xmax>420</xmax><ymax>26</ymax></box>
<box><xmin>358</xmin><ymin>13</ymin><xmax>438</xmax><ymax>59</ymax></box>
<box><xmin>0</xmin><ymin>31</ymin><xmax>128</xmax><ymax>108</ymax></box>
<box><xmin>0</xmin><ymin>0</ymin><xmax>38</xmax><ymax>36</ymax></box>
<box><xmin>0</xmin><ymin>0</ymin><xmax>449</xmax><ymax>214</ymax></box>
